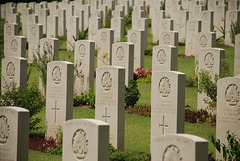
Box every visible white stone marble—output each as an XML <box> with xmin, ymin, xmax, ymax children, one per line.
<box><xmin>6</xmin><ymin>36</ymin><xmax>26</xmax><ymax>58</ymax></box>
<box><xmin>63</xmin><ymin>119</ymin><xmax>109</xmax><ymax>161</ymax></box>
<box><xmin>67</xmin><ymin>16</ymin><xmax>79</xmax><ymax>51</ymax></box>
<box><xmin>47</xmin><ymin>15</ymin><xmax>58</xmax><ymax>38</ymax></box>
<box><xmin>234</xmin><ymin>34</ymin><xmax>240</xmax><ymax>76</ymax></box>
<box><xmin>0</xmin><ymin>107</ymin><xmax>29</xmax><ymax>161</ymax></box>
<box><xmin>95</xmin><ymin>66</ymin><xmax>125</xmax><ymax>151</ymax></box>
<box><xmin>74</xmin><ymin>40</ymin><xmax>95</xmax><ymax>95</ymax></box>
<box><xmin>45</xmin><ymin>61</ymin><xmax>74</xmax><ymax>139</ymax></box>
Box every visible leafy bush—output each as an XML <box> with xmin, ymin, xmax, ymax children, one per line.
<box><xmin>73</xmin><ymin>89</ymin><xmax>95</xmax><ymax>108</ymax></box>
<box><xmin>78</xmin><ymin>28</ymin><xmax>88</xmax><ymax>40</ymax></box>
<box><xmin>211</xmin><ymin>132</ymin><xmax>240</xmax><ymax>160</ymax></box>
<box><xmin>109</xmin><ymin>144</ymin><xmax>151</xmax><ymax>161</ymax></box>
<box><xmin>186</xmin><ymin>73</ymin><xmax>198</xmax><ymax>87</ymax></box>
<box><xmin>198</xmin><ymin>69</ymin><xmax>217</xmax><ymax>109</ymax></box>
<box><xmin>125</xmin><ymin>80</ymin><xmax>141</xmax><ymax>108</ymax></box>
<box><xmin>230</xmin><ymin>22</ymin><xmax>240</xmax><ymax>44</ymax></box>
<box><xmin>215</xmin><ymin>25</ymin><xmax>225</xmax><ymax>45</ymax></box>
<box><xmin>0</xmin><ymin>84</ymin><xmax>45</xmax><ymax>131</ymax></box>
<box><xmin>104</xmin><ymin>9</ymin><xmax>112</xmax><ymax>28</ymax></box>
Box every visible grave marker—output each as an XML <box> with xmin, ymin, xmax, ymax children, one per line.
<box><xmin>95</xmin><ymin>66</ymin><xmax>125</xmax><ymax>151</ymax></box>
<box><xmin>45</xmin><ymin>61</ymin><xmax>74</xmax><ymax>139</ymax></box>
<box><xmin>0</xmin><ymin>107</ymin><xmax>29</xmax><ymax>161</ymax></box>
<box><xmin>234</xmin><ymin>34</ymin><xmax>240</xmax><ymax>76</ymax></box>
<box><xmin>6</xmin><ymin>36</ymin><xmax>26</xmax><ymax>58</ymax></box>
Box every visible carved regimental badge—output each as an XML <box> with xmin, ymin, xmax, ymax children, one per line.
<box><xmin>158</xmin><ymin>77</ymin><xmax>171</xmax><ymax>97</ymax></box>
<box><xmin>6</xmin><ymin>26</ymin><xmax>11</xmax><ymax>36</ymax></box>
<box><xmin>6</xmin><ymin>62</ymin><xmax>15</xmax><ymax>80</ymax></box>
<box><xmin>31</xmin><ymin>26</ymin><xmax>37</xmax><ymax>37</ymax></box>
<box><xmin>116</xmin><ymin>46</ymin><xmax>124</xmax><ymax>60</ymax></box>
<box><xmin>163</xmin><ymin>145</ymin><xmax>183</xmax><ymax>161</ymax></box>
<box><xmin>199</xmin><ymin>35</ymin><xmax>207</xmax><ymax>47</ymax></box>
<box><xmin>11</xmin><ymin>39</ymin><xmax>18</xmax><ymax>52</ymax></box>
<box><xmin>43</xmin><ymin>41</ymin><xmax>51</xmax><ymax>54</ymax></box>
<box><xmin>101</xmin><ymin>71</ymin><xmax>112</xmax><ymax>91</ymax></box>
<box><xmin>204</xmin><ymin>52</ymin><xmax>214</xmax><ymax>69</ymax></box>
<box><xmin>137</xmin><ymin>19</ymin><xmax>142</xmax><ymax>29</ymax></box>
<box><xmin>52</xmin><ymin>66</ymin><xmax>62</xmax><ymax>84</ymax></box>
<box><xmin>101</xmin><ymin>32</ymin><xmax>107</xmax><ymax>42</ymax></box>
<box><xmin>72</xmin><ymin>129</ymin><xmax>88</xmax><ymax>160</ymax></box>
<box><xmin>157</xmin><ymin>49</ymin><xmax>166</xmax><ymax>64</ymax></box>
<box><xmin>0</xmin><ymin>115</ymin><xmax>10</xmax><ymax>144</ymax></box>
<box><xmin>225</xmin><ymin>84</ymin><xmax>240</xmax><ymax>107</ymax></box>
<box><xmin>131</xmin><ymin>33</ymin><xmax>137</xmax><ymax>44</ymax></box>
<box><xmin>78</xmin><ymin>44</ymin><xmax>86</xmax><ymax>57</ymax></box>
<box><xmin>163</xmin><ymin>34</ymin><xmax>171</xmax><ymax>45</ymax></box>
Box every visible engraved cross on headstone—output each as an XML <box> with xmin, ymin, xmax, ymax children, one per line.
<box><xmin>159</xmin><ymin>116</ymin><xmax>168</xmax><ymax>134</ymax></box>
<box><xmin>52</xmin><ymin>100</ymin><xmax>59</xmax><ymax>123</ymax></box>
<box><xmin>102</xmin><ymin>107</ymin><xmax>110</xmax><ymax>123</ymax></box>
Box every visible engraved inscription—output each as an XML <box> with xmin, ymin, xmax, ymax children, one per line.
<box><xmin>131</xmin><ymin>33</ymin><xmax>137</xmax><ymax>44</ymax></box>
<box><xmin>157</xmin><ymin>49</ymin><xmax>166</xmax><ymax>64</ymax></box>
<box><xmin>6</xmin><ymin>62</ymin><xmax>15</xmax><ymax>80</ymax></box>
<box><xmin>116</xmin><ymin>46</ymin><xmax>124</xmax><ymax>60</ymax></box>
<box><xmin>101</xmin><ymin>71</ymin><xmax>112</xmax><ymax>91</ymax></box>
<box><xmin>158</xmin><ymin>77</ymin><xmax>171</xmax><ymax>97</ymax></box>
<box><xmin>0</xmin><ymin>115</ymin><xmax>10</xmax><ymax>144</ymax></box>
<box><xmin>78</xmin><ymin>44</ymin><xmax>86</xmax><ymax>57</ymax></box>
<box><xmin>101</xmin><ymin>32</ymin><xmax>107</xmax><ymax>42</ymax></box>
<box><xmin>199</xmin><ymin>35</ymin><xmax>207</xmax><ymax>47</ymax></box>
<box><xmin>163</xmin><ymin>34</ymin><xmax>171</xmax><ymax>45</ymax></box>
<box><xmin>11</xmin><ymin>39</ymin><xmax>18</xmax><ymax>52</ymax></box>
<box><xmin>225</xmin><ymin>84</ymin><xmax>240</xmax><ymax>107</ymax></box>
<box><xmin>204</xmin><ymin>52</ymin><xmax>214</xmax><ymax>69</ymax></box>
<box><xmin>43</xmin><ymin>41</ymin><xmax>51</xmax><ymax>54</ymax></box>
<box><xmin>163</xmin><ymin>145</ymin><xmax>183</xmax><ymax>161</ymax></box>
<box><xmin>189</xmin><ymin>21</ymin><xmax>195</xmax><ymax>32</ymax></box>
<box><xmin>72</xmin><ymin>129</ymin><xmax>88</xmax><ymax>160</ymax></box>
<box><xmin>52</xmin><ymin>66</ymin><xmax>62</xmax><ymax>84</ymax></box>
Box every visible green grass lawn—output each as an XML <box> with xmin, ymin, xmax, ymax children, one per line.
<box><xmin>26</xmin><ymin>25</ymin><xmax>235</xmax><ymax>160</ymax></box>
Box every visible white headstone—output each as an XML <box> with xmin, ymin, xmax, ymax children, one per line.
<box><xmin>111</xmin><ymin>17</ymin><xmax>124</xmax><ymax>42</ymax></box>
<box><xmin>88</xmin><ymin>17</ymin><xmax>101</xmax><ymax>45</ymax></box>
<box><xmin>234</xmin><ymin>34</ymin><xmax>240</xmax><ymax>76</ymax></box>
<box><xmin>225</xmin><ymin>10</ymin><xmax>240</xmax><ymax>46</ymax></box>
<box><xmin>201</xmin><ymin>10</ymin><xmax>214</xmax><ymax>32</ymax></box>
<box><xmin>0</xmin><ymin>107</ymin><xmax>29</xmax><ymax>161</ymax></box>
<box><xmin>214</xmin><ymin>5</ymin><xmax>226</xmax><ymax>39</ymax></box>
<box><xmin>28</xmin><ymin>24</ymin><xmax>43</xmax><ymax>63</ymax></box>
<box><xmin>45</xmin><ymin>61</ymin><xmax>74</xmax><ymax>139</ymax></box>
<box><xmin>21</xmin><ymin>8</ymin><xmax>31</xmax><ymax>37</ymax></box>
<box><xmin>74</xmin><ymin>40</ymin><xmax>95</xmax><ymax>95</ymax></box>
<box><xmin>58</xmin><ymin>9</ymin><xmax>66</xmax><ymax>37</ymax></box>
<box><xmin>112</xmin><ymin>42</ymin><xmax>134</xmax><ymax>86</ymax></box>
<box><xmin>216</xmin><ymin>76</ymin><xmax>240</xmax><ymax>160</ymax></box>
<box><xmin>47</xmin><ymin>15</ymin><xmax>58</xmax><ymax>38</ymax></box>
<box><xmin>185</xmin><ymin>20</ymin><xmax>202</xmax><ymax>56</ymax></box>
<box><xmin>39</xmin><ymin>8</ymin><xmax>48</xmax><ymax>34</ymax></box>
<box><xmin>198</xmin><ymin>48</ymin><xmax>225</xmax><ymax>111</ymax></box>
<box><xmin>97</xmin><ymin>29</ymin><xmax>114</xmax><ymax>67</ymax></box>
<box><xmin>95</xmin><ymin>66</ymin><xmax>125</xmax><ymax>151</ymax></box>
<box><xmin>152</xmin><ymin>134</ymin><xmax>208</xmax><ymax>161</ymax></box>
<box><xmin>75</xmin><ymin>9</ymin><xmax>84</xmax><ymax>33</ymax></box>
<box><xmin>63</xmin><ymin>119</ymin><xmax>109</xmax><ymax>161</ymax></box>
<box><xmin>4</xmin><ymin>23</ymin><xmax>18</xmax><ymax>58</ymax></box>
<box><xmin>40</xmin><ymin>38</ymin><xmax>59</xmax><ymax>61</ymax></box>
<box><xmin>152</xmin><ymin>45</ymin><xmax>178</xmax><ymax>74</ymax></box>
<box><xmin>1</xmin><ymin>57</ymin><xmax>27</xmax><ymax>94</ymax></box>
<box><xmin>151</xmin><ymin>71</ymin><xmax>185</xmax><ymax>152</ymax></box>
<box><xmin>67</xmin><ymin>16</ymin><xmax>79</xmax><ymax>51</ymax></box>
<box><xmin>173</xmin><ymin>10</ymin><xmax>189</xmax><ymax>43</ymax></box>
<box><xmin>6</xmin><ymin>36</ymin><xmax>26</xmax><ymax>58</ymax></box>
<box><xmin>159</xmin><ymin>31</ymin><xmax>179</xmax><ymax>49</ymax></box>
<box><xmin>152</xmin><ymin>10</ymin><xmax>165</xmax><ymax>43</ymax></box>
<box><xmin>132</xmin><ymin>17</ymin><xmax>148</xmax><ymax>48</ymax></box>
<box><xmin>127</xmin><ymin>29</ymin><xmax>145</xmax><ymax>71</ymax></box>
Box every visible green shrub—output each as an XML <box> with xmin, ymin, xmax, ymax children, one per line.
<box><xmin>211</xmin><ymin>132</ymin><xmax>240</xmax><ymax>160</ymax></box>
<box><xmin>0</xmin><ymin>84</ymin><xmax>45</xmax><ymax>131</ymax></box>
<box><xmin>198</xmin><ymin>69</ymin><xmax>217</xmax><ymax>109</ymax></box>
<box><xmin>73</xmin><ymin>89</ymin><xmax>95</xmax><ymax>108</ymax></box>
<box><xmin>125</xmin><ymin>80</ymin><xmax>141</xmax><ymax>108</ymax></box>
<box><xmin>109</xmin><ymin>144</ymin><xmax>151</xmax><ymax>161</ymax></box>
<box><xmin>104</xmin><ymin>9</ymin><xmax>112</xmax><ymax>28</ymax></box>
<box><xmin>137</xmin><ymin>77</ymin><xmax>152</xmax><ymax>84</ymax></box>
